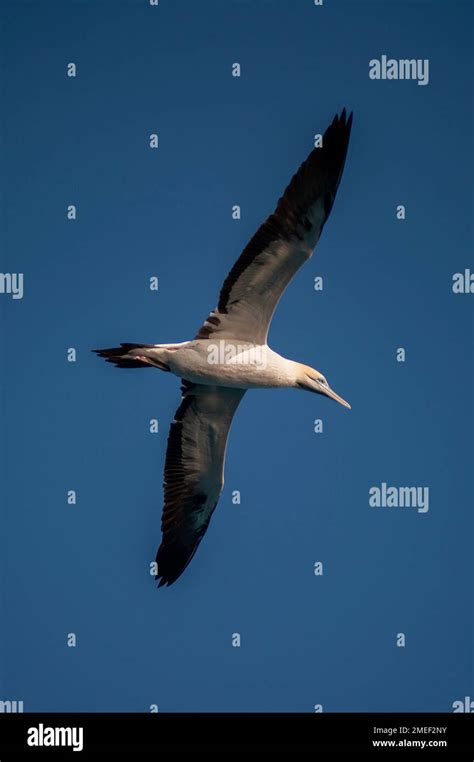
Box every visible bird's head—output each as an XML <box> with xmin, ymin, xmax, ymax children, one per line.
<box><xmin>296</xmin><ymin>364</ymin><xmax>351</xmax><ymax>409</ymax></box>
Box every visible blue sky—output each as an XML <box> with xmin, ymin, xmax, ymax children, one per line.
<box><xmin>1</xmin><ymin>0</ymin><xmax>472</xmax><ymax>711</ymax></box>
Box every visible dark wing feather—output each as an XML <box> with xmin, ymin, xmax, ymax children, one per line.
<box><xmin>156</xmin><ymin>382</ymin><xmax>245</xmax><ymax>586</ymax></box>
<box><xmin>196</xmin><ymin>109</ymin><xmax>353</xmax><ymax>344</ymax></box>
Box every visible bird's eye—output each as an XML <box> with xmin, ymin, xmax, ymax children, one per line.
<box><xmin>319</xmin><ymin>378</ymin><xmax>328</xmax><ymax>387</ymax></box>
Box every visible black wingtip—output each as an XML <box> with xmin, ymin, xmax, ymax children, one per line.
<box><xmin>333</xmin><ymin>108</ymin><xmax>353</xmax><ymax>127</ymax></box>
<box><xmin>155</xmin><ymin>539</ymin><xmax>201</xmax><ymax>588</ymax></box>
<box><xmin>93</xmin><ymin>343</ymin><xmax>154</xmax><ymax>368</ymax></box>
<box><xmin>156</xmin><ymin>573</ymin><xmax>177</xmax><ymax>588</ymax></box>
<box><xmin>155</xmin><ymin>562</ymin><xmax>181</xmax><ymax>587</ymax></box>
<box><xmin>325</xmin><ymin>108</ymin><xmax>354</xmax><ymax>153</ymax></box>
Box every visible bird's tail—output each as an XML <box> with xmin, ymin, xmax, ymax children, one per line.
<box><xmin>93</xmin><ymin>342</ymin><xmax>169</xmax><ymax>370</ymax></box>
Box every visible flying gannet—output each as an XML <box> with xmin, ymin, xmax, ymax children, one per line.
<box><xmin>95</xmin><ymin>109</ymin><xmax>353</xmax><ymax>586</ymax></box>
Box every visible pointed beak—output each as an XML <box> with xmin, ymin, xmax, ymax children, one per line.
<box><xmin>300</xmin><ymin>375</ymin><xmax>352</xmax><ymax>409</ymax></box>
<box><xmin>323</xmin><ymin>385</ymin><xmax>351</xmax><ymax>409</ymax></box>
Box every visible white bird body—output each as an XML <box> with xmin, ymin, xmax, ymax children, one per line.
<box><xmin>137</xmin><ymin>341</ymin><xmax>300</xmax><ymax>389</ymax></box>
<box><xmin>95</xmin><ymin>109</ymin><xmax>353</xmax><ymax>586</ymax></box>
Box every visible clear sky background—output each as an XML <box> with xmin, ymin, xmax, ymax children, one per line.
<box><xmin>1</xmin><ymin>0</ymin><xmax>472</xmax><ymax>711</ymax></box>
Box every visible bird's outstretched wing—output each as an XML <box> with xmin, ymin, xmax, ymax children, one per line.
<box><xmin>196</xmin><ymin>109</ymin><xmax>353</xmax><ymax>345</ymax></box>
<box><xmin>156</xmin><ymin>381</ymin><xmax>245</xmax><ymax>586</ymax></box>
